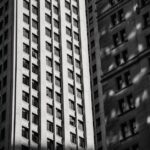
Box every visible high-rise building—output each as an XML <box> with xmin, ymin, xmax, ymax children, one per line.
<box><xmin>87</xmin><ymin>0</ymin><xmax>150</xmax><ymax>150</ymax></box>
<box><xmin>0</xmin><ymin>0</ymin><xmax>94</xmax><ymax>150</ymax></box>
<box><xmin>86</xmin><ymin>0</ymin><xmax>107</xmax><ymax>150</ymax></box>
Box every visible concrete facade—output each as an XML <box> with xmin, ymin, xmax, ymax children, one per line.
<box><xmin>96</xmin><ymin>0</ymin><xmax>150</xmax><ymax>150</ymax></box>
<box><xmin>0</xmin><ymin>0</ymin><xmax>94</xmax><ymax>150</ymax></box>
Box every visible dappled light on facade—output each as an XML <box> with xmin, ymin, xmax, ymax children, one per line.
<box><xmin>132</xmin><ymin>68</ymin><xmax>147</xmax><ymax>84</ymax></box>
<box><xmin>142</xmin><ymin>90</ymin><xmax>148</xmax><ymax>102</ymax></box>
<box><xmin>138</xmin><ymin>44</ymin><xmax>144</xmax><ymax>52</ymax></box>
<box><xmin>128</xmin><ymin>29</ymin><xmax>136</xmax><ymax>40</ymax></box>
<box><xmin>136</xmin><ymin>23</ymin><xmax>142</xmax><ymax>30</ymax></box>
<box><xmin>108</xmin><ymin>64</ymin><xmax>115</xmax><ymax>71</ymax></box>
<box><xmin>101</xmin><ymin>3</ymin><xmax>110</xmax><ymax>14</ymax></box>
<box><xmin>108</xmin><ymin>90</ymin><xmax>115</xmax><ymax>97</ymax></box>
<box><xmin>125</xmin><ymin>11</ymin><xmax>132</xmax><ymax>19</ymax></box>
<box><xmin>110</xmin><ymin>109</ymin><xmax>117</xmax><ymax>119</ymax></box>
<box><xmin>135</xmin><ymin>96</ymin><xmax>140</xmax><ymax>108</ymax></box>
<box><xmin>147</xmin><ymin>116</ymin><xmax>150</xmax><ymax>124</ymax></box>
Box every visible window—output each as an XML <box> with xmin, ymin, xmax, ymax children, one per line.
<box><xmin>77</xmin><ymin>89</ymin><xmax>82</xmax><ymax>98</ymax></box>
<box><xmin>56</xmin><ymin>143</ymin><xmax>63</xmax><ymax>150</ymax></box>
<box><xmin>45</xmin><ymin>0</ymin><xmax>51</xmax><ymax>10</ymax></box>
<box><xmin>95</xmin><ymin>104</ymin><xmax>99</xmax><ymax>113</ymax></box>
<box><xmin>75</xmin><ymin>59</ymin><xmax>80</xmax><ymax>69</ymax></box>
<box><xmin>97</xmin><ymin>132</ymin><xmax>102</xmax><ymax>142</ymax></box>
<box><xmin>68</xmin><ymin>84</ymin><xmax>74</xmax><ymax>94</ymax></box>
<box><xmin>23</xmin><ymin>14</ymin><xmax>29</xmax><ymax>24</ymax></box>
<box><xmin>32</xmin><ymin>64</ymin><xmax>38</xmax><ymax>74</ymax></box>
<box><xmin>53</xmin><ymin>6</ymin><xmax>59</xmax><ymax>15</ymax></box>
<box><xmin>56</xmin><ymin>109</ymin><xmax>62</xmax><ymax>119</ymax></box>
<box><xmin>54</xmin><ymin>33</ymin><xmax>60</xmax><ymax>42</ymax></box>
<box><xmin>55</xmin><ymin>62</ymin><xmax>60</xmax><ymax>71</ymax></box>
<box><xmin>32</xmin><ymin>80</ymin><xmax>38</xmax><ymax>90</ymax></box>
<box><xmin>45</xmin><ymin>27</ymin><xmax>51</xmax><ymax>37</ymax></box>
<box><xmin>141</xmin><ymin>0</ymin><xmax>150</xmax><ymax>7</ymax></box>
<box><xmin>46</xmin><ymin>57</ymin><xmax>52</xmax><ymax>67</ymax></box>
<box><xmin>124</xmin><ymin>71</ymin><xmax>131</xmax><ymax>86</ymax></box>
<box><xmin>66</xmin><ymin>14</ymin><xmax>71</xmax><ymax>22</ymax></box>
<box><xmin>120</xmin><ymin>29</ymin><xmax>127</xmax><ymax>42</ymax></box>
<box><xmin>32</xmin><ymin>19</ymin><xmax>38</xmax><ymax>29</ymax></box>
<box><xmin>22</xmin><ymin>91</ymin><xmax>29</xmax><ymax>102</ymax></box>
<box><xmin>32</xmin><ymin>49</ymin><xmax>38</xmax><ymax>58</ymax></box>
<box><xmin>32</xmin><ymin>96</ymin><xmax>38</xmax><ymax>107</ymax></box>
<box><xmin>32</xmin><ymin>131</ymin><xmax>38</xmax><ymax>143</ymax></box>
<box><xmin>46</xmin><ymin>41</ymin><xmax>52</xmax><ymax>52</ymax></box>
<box><xmin>55</xmin><ymin>77</ymin><xmax>61</xmax><ymax>87</ymax></box>
<box><xmin>47</xmin><ymin>121</ymin><xmax>53</xmax><ymax>132</ymax></box>
<box><xmin>46</xmin><ymin>72</ymin><xmax>52</xmax><ymax>82</ymax></box>
<box><xmin>76</xmin><ymin>74</ymin><xmax>81</xmax><ymax>83</ymax></box>
<box><xmin>73</xmin><ymin>19</ymin><xmax>78</xmax><ymax>28</ymax></box>
<box><xmin>72</xmin><ymin>6</ymin><xmax>78</xmax><ymax>14</ymax></box>
<box><xmin>78</xmin><ymin>104</ymin><xmax>83</xmax><ymax>115</ymax></box>
<box><xmin>45</xmin><ymin>14</ymin><xmax>51</xmax><ymax>24</ymax></box>
<box><xmin>47</xmin><ymin>104</ymin><xmax>53</xmax><ymax>115</ymax></box>
<box><xmin>113</xmin><ymin>33</ymin><xmax>120</xmax><ymax>47</ymax></box>
<box><xmin>47</xmin><ymin>139</ymin><xmax>54</xmax><ymax>150</ymax></box>
<box><xmin>66</xmin><ymin>40</ymin><xmax>72</xmax><ymax>50</ymax></box>
<box><xmin>78</xmin><ymin>120</ymin><xmax>84</xmax><ymax>130</ymax></box>
<box><xmin>54</xmin><ymin>19</ymin><xmax>59</xmax><ymax>28</ymax></box>
<box><xmin>70</xmin><ymin>132</ymin><xmax>76</xmax><ymax>144</ymax></box>
<box><xmin>65</xmin><ymin>1</ymin><xmax>70</xmax><ymax>9</ymax></box>
<box><xmin>23</xmin><ymin>75</ymin><xmax>29</xmax><ymax>86</ymax></box>
<box><xmin>68</xmin><ymin>69</ymin><xmax>73</xmax><ymax>79</ymax></box>
<box><xmin>74</xmin><ymin>32</ymin><xmax>79</xmax><ymax>41</ymax></box>
<box><xmin>94</xmin><ymin>90</ymin><xmax>98</xmax><ymax>98</ymax></box>
<box><xmin>1</xmin><ymin>110</ymin><xmax>6</xmax><ymax>122</ymax></box>
<box><xmin>22</xmin><ymin>126</ymin><xmax>29</xmax><ymax>139</ymax></box>
<box><xmin>32</xmin><ymin>113</ymin><xmax>38</xmax><ymax>125</ymax></box>
<box><xmin>22</xmin><ymin>145</ymin><xmax>29</xmax><ymax>150</ymax></box>
<box><xmin>54</xmin><ymin>47</ymin><xmax>60</xmax><ymax>57</ymax></box>
<box><xmin>32</xmin><ymin>34</ymin><xmax>38</xmax><ymax>43</ymax></box>
<box><xmin>75</xmin><ymin>45</ymin><xmax>80</xmax><ymax>54</ymax></box>
<box><xmin>23</xmin><ymin>43</ymin><xmax>29</xmax><ymax>54</ymax></box>
<box><xmin>56</xmin><ymin>92</ymin><xmax>61</xmax><ymax>103</ymax></box>
<box><xmin>23</xmin><ymin>59</ymin><xmax>29</xmax><ymax>69</ymax></box>
<box><xmin>146</xmin><ymin>34</ymin><xmax>150</xmax><ymax>47</ymax></box>
<box><xmin>96</xmin><ymin>118</ymin><xmax>101</xmax><ymax>127</ymax></box>
<box><xmin>23</xmin><ymin>28</ymin><xmax>29</xmax><ymax>39</ymax></box>
<box><xmin>32</xmin><ymin>5</ymin><xmax>38</xmax><ymax>15</ymax></box>
<box><xmin>46</xmin><ymin>87</ymin><xmax>53</xmax><ymax>98</ymax></box>
<box><xmin>23</xmin><ymin>0</ymin><xmax>29</xmax><ymax>10</ymax></box>
<box><xmin>22</xmin><ymin>108</ymin><xmax>29</xmax><ymax>120</ymax></box>
<box><xmin>79</xmin><ymin>137</ymin><xmax>85</xmax><ymax>148</ymax></box>
<box><xmin>70</xmin><ymin>116</ymin><xmax>76</xmax><ymax>126</ymax></box>
<box><xmin>66</xmin><ymin>27</ymin><xmax>72</xmax><ymax>36</ymax></box>
<box><xmin>69</xmin><ymin>100</ymin><xmax>75</xmax><ymax>110</ymax></box>
<box><xmin>67</xmin><ymin>55</ymin><xmax>73</xmax><ymax>64</ymax></box>
<box><xmin>56</xmin><ymin>125</ymin><xmax>62</xmax><ymax>137</ymax></box>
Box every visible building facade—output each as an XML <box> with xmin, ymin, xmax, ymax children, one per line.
<box><xmin>0</xmin><ymin>0</ymin><xmax>94</xmax><ymax>150</ymax></box>
<box><xmin>95</xmin><ymin>0</ymin><xmax>150</xmax><ymax>150</ymax></box>
<box><xmin>86</xmin><ymin>0</ymin><xmax>107</xmax><ymax>150</ymax></box>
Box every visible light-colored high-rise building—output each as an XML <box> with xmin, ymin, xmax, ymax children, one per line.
<box><xmin>0</xmin><ymin>0</ymin><xmax>94</xmax><ymax>150</ymax></box>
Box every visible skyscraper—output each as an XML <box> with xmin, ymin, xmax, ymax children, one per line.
<box><xmin>0</xmin><ymin>0</ymin><xmax>94</xmax><ymax>150</ymax></box>
<box><xmin>86</xmin><ymin>0</ymin><xmax>107</xmax><ymax>150</ymax></box>
<box><xmin>87</xmin><ymin>0</ymin><xmax>150</xmax><ymax>150</ymax></box>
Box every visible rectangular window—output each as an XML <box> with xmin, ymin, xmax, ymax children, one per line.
<box><xmin>70</xmin><ymin>132</ymin><xmax>76</xmax><ymax>144</ymax></box>
<box><xmin>47</xmin><ymin>121</ymin><xmax>53</xmax><ymax>132</ymax></box>
<box><xmin>47</xmin><ymin>104</ymin><xmax>53</xmax><ymax>115</ymax></box>
<box><xmin>46</xmin><ymin>87</ymin><xmax>53</xmax><ymax>98</ymax></box>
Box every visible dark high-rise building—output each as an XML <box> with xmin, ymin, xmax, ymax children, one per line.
<box><xmin>87</xmin><ymin>0</ymin><xmax>150</xmax><ymax>150</ymax></box>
